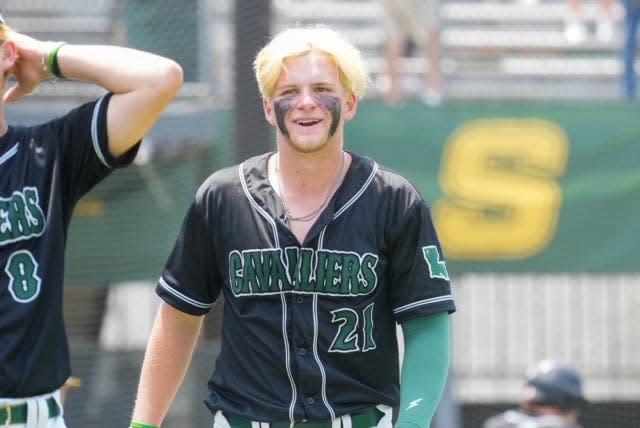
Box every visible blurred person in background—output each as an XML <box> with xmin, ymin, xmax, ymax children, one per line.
<box><xmin>622</xmin><ymin>0</ymin><xmax>640</xmax><ymax>99</ymax></box>
<box><xmin>565</xmin><ymin>0</ymin><xmax>615</xmax><ymax>43</ymax></box>
<box><xmin>0</xmin><ymin>9</ymin><xmax>183</xmax><ymax>428</ymax></box>
<box><xmin>379</xmin><ymin>0</ymin><xmax>443</xmax><ymax>105</ymax></box>
<box><xmin>482</xmin><ymin>359</ymin><xmax>588</xmax><ymax>428</ymax></box>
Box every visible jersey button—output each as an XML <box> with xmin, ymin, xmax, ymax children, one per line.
<box><xmin>296</xmin><ymin>296</ymin><xmax>304</xmax><ymax>303</ymax></box>
<box><xmin>299</xmin><ymin>348</ymin><xmax>306</xmax><ymax>355</ymax></box>
<box><xmin>306</xmin><ymin>397</ymin><xmax>315</xmax><ymax>405</ymax></box>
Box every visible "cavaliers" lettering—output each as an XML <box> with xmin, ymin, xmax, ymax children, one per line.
<box><xmin>228</xmin><ymin>248</ymin><xmax>379</xmax><ymax>296</ymax></box>
<box><xmin>0</xmin><ymin>187</ymin><xmax>46</xmax><ymax>245</ymax></box>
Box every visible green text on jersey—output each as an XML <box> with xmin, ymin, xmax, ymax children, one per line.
<box><xmin>229</xmin><ymin>247</ymin><xmax>379</xmax><ymax>296</ymax></box>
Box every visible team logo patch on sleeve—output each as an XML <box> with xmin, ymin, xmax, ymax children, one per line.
<box><xmin>422</xmin><ymin>245</ymin><xmax>449</xmax><ymax>280</ymax></box>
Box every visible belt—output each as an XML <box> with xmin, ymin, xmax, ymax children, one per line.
<box><xmin>0</xmin><ymin>397</ymin><xmax>60</xmax><ymax>425</ymax></box>
<box><xmin>224</xmin><ymin>407</ymin><xmax>385</xmax><ymax>428</ymax></box>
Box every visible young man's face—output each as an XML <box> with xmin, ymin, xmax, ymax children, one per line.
<box><xmin>264</xmin><ymin>51</ymin><xmax>357</xmax><ymax>153</ymax></box>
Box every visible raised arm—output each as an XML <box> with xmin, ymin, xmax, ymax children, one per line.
<box><xmin>3</xmin><ymin>31</ymin><xmax>184</xmax><ymax>157</ymax></box>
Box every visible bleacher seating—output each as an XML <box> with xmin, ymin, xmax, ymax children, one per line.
<box><xmin>273</xmin><ymin>0</ymin><xmax>627</xmax><ymax>101</ymax></box>
<box><xmin>2</xmin><ymin>0</ymin><xmax>115</xmax><ymax>45</ymax></box>
<box><xmin>2</xmin><ymin>0</ymin><xmax>630</xmax><ymax>103</ymax></box>
<box><xmin>2</xmin><ymin>0</ymin><xmax>210</xmax><ymax>109</ymax></box>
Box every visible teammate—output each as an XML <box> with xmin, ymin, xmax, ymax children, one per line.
<box><xmin>131</xmin><ymin>25</ymin><xmax>455</xmax><ymax>428</ymax></box>
<box><xmin>0</xmin><ymin>11</ymin><xmax>183</xmax><ymax>428</ymax></box>
<box><xmin>482</xmin><ymin>360</ymin><xmax>588</xmax><ymax>428</ymax></box>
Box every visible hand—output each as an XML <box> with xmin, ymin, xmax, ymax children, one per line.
<box><xmin>3</xmin><ymin>31</ymin><xmax>56</xmax><ymax>103</ymax></box>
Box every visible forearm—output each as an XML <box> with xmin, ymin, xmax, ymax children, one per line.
<box><xmin>56</xmin><ymin>44</ymin><xmax>181</xmax><ymax>96</ymax></box>
<box><xmin>6</xmin><ymin>31</ymin><xmax>182</xmax><ymax>98</ymax></box>
<box><xmin>132</xmin><ymin>302</ymin><xmax>204</xmax><ymax>427</ymax></box>
<box><xmin>396</xmin><ymin>313</ymin><xmax>451</xmax><ymax>428</ymax></box>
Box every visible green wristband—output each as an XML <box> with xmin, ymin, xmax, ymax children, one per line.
<box><xmin>130</xmin><ymin>421</ymin><xmax>158</xmax><ymax>428</ymax></box>
<box><xmin>47</xmin><ymin>42</ymin><xmax>67</xmax><ymax>79</ymax></box>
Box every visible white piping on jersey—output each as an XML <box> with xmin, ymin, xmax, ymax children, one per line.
<box><xmin>393</xmin><ymin>294</ymin><xmax>454</xmax><ymax>315</ymax></box>
<box><xmin>313</xmin><ymin>161</ymin><xmax>379</xmax><ymax>419</ymax></box>
<box><xmin>0</xmin><ymin>144</ymin><xmax>19</xmax><ymax>165</ymax></box>
<box><xmin>158</xmin><ymin>276</ymin><xmax>214</xmax><ymax>309</ymax></box>
<box><xmin>238</xmin><ymin>162</ymin><xmax>298</xmax><ymax>422</ymax></box>
<box><xmin>333</xmin><ymin>162</ymin><xmax>378</xmax><ymax>219</ymax></box>
<box><xmin>312</xmin><ymin>293</ymin><xmax>336</xmax><ymax>420</ymax></box>
<box><xmin>91</xmin><ymin>95</ymin><xmax>112</xmax><ymax>168</ymax></box>
<box><xmin>282</xmin><ymin>291</ymin><xmax>297</xmax><ymax>421</ymax></box>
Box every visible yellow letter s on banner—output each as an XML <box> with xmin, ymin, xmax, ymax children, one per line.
<box><xmin>434</xmin><ymin>119</ymin><xmax>569</xmax><ymax>260</ymax></box>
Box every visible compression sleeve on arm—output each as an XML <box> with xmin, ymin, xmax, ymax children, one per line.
<box><xmin>395</xmin><ymin>312</ymin><xmax>451</xmax><ymax>428</ymax></box>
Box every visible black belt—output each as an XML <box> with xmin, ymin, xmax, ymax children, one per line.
<box><xmin>0</xmin><ymin>397</ymin><xmax>60</xmax><ymax>425</ymax></box>
<box><xmin>223</xmin><ymin>407</ymin><xmax>386</xmax><ymax>428</ymax></box>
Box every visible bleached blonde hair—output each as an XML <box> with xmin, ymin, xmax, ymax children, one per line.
<box><xmin>0</xmin><ymin>22</ymin><xmax>10</xmax><ymax>41</ymax></box>
<box><xmin>253</xmin><ymin>25</ymin><xmax>369</xmax><ymax>100</ymax></box>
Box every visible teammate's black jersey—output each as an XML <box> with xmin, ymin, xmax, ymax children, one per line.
<box><xmin>157</xmin><ymin>152</ymin><xmax>456</xmax><ymax>422</ymax></box>
<box><xmin>0</xmin><ymin>94</ymin><xmax>139</xmax><ymax>397</ymax></box>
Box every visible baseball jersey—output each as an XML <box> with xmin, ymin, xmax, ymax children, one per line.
<box><xmin>483</xmin><ymin>409</ymin><xmax>584</xmax><ymax>428</ymax></box>
<box><xmin>157</xmin><ymin>152</ymin><xmax>456</xmax><ymax>422</ymax></box>
<box><xmin>0</xmin><ymin>93</ymin><xmax>139</xmax><ymax>397</ymax></box>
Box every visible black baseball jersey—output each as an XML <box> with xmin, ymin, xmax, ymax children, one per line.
<box><xmin>483</xmin><ymin>410</ymin><xmax>584</xmax><ymax>427</ymax></box>
<box><xmin>157</xmin><ymin>152</ymin><xmax>456</xmax><ymax>422</ymax></box>
<box><xmin>0</xmin><ymin>93</ymin><xmax>139</xmax><ymax>397</ymax></box>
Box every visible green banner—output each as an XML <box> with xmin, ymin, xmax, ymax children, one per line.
<box><xmin>346</xmin><ymin>101</ymin><xmax>640</xmax><ymax>274</ymax></box>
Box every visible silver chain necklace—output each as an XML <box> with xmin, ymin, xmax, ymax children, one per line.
<box><xmin>276</xmin><ymin>151</ymin><xmax>347</xmax><ymax>223</ymax></box>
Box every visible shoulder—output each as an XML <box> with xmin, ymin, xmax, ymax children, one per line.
<box><xmin>6</xmin><ymin>124</ymin><xmax>59</xmax><ymax>158</ymax></box>
<box><xmin>351</xmin><ymin>153</ymin><xmax>429</xmax><ymax>215</ymax></box>
<box><xmin>194</xmin><ymin>153</ymin><xmax>270</xmax><ymax>205</ymax></box>
<box><xmin>49</xmin><ymin>95</ymin><xmax>110</xmax><ymax>129</ymax></box>
<box><xmin>14</xmin><ymin>96</ymin><xmax>109</xmax><ymax>142</ymax></box>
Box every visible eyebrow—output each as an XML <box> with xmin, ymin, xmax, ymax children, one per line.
<box><xmin>278</xmin><ymin>81</ymin><xmax>336</xmax><ymax>89</ymax></box>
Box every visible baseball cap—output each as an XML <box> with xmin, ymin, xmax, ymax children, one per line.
<box><xmin>524</xmin><ymin>359</ymin><xmax>588</xmax><ymax>410</ymax></box>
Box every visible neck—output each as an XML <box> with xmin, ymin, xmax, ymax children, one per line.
<box><xmin>273</xmin><ymin>149</ymin><xmax>350</xmax><ymax>224</ymax></box>
<box><xmin>277</xmin><ymin>148</ymin><xmax>346</xmax><ymax>195</ymax></box>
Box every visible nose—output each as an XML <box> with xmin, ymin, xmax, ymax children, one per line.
<box><xmin>296</xmin><ymin>87</ymin><xmax>317</xmax><ymax>108</ymax></box>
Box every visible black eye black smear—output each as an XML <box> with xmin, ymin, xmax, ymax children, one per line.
<box><xmin>274</xmin><ymin>98</ymin><xmax>293</xmax><ymax>138</ymax></box>
<box><xmin>273</xmin><ymin>94</ymin><xmax>342</xmax><ymax>139</ymax></box>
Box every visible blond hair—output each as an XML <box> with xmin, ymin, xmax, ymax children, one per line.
<box><xmin>253</xmin><ymin>25</ymin><xmax>369</xmax><ymax>100</ymax></box>
<box><xmin>0</xmin><ymin>22</ymin><xmax>10</xmax><ymax>41</ymax></box>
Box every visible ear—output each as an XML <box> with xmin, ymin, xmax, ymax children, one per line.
<box><xmin>1</xmin><ymin>40</ymin><xmax>17</xmax><ymax>70</ymax></box>
<box><xmin>342</xmin><ymin>92</ymin><xmax>359</xmax><ymax>123</ymax></box>
<box><xmin>263</xmin><ymin>98</ymin><xmax>277</xmax><ymax>127</ymax></box>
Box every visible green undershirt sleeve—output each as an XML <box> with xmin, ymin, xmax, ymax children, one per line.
<box><xmin>395</xmin><ymin>312</ymin><xmax>451</xmax><ymax>428</ymax></box>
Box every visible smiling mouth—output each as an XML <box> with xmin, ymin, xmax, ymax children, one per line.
<box><xmin>296</xmin><ymin>119</ymin><xmax>321</xmax><ymax>126</ymax></box>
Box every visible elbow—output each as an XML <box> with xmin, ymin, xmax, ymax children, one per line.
<box><xmin>151</xmin><ymin>59</ymin><xmax>184</xmax><ymax>104</ymax></box>
<box><xmin>163</xmin><ymin>60</ymin><xmax>185</xmax><ymax>99</ymax></box>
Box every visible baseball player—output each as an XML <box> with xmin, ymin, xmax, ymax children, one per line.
<box><xmin>0</xmin><ymin>12</ymin><xmax>183</xmax><ymax>428</ymax></box>
<box><xmin>482</xmin><ymin>360</ymin><xmax>588</xmax><ymax>428</ymax></box>
<box><xmin>131</xmin><ymin>25</ymin><xmax>455</xmax><ymax>428</ymax></box>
